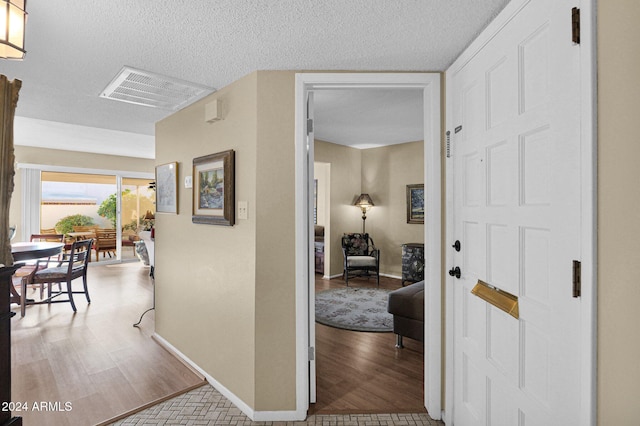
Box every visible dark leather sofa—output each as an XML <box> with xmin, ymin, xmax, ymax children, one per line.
<box><xmin>387</xmin><ymin>280</ymin><xmax>424</xmax><ymax>348</ymax></box>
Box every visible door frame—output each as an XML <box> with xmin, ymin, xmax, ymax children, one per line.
<box><xmin>443</xmin><ymin>0</ymin><xmax>597</xmax><ymax>424</ymax></box>
<box><xmin>294</xmin><ymin>72</ymin><xmax>442</xmax><ymax>419</ymax></box>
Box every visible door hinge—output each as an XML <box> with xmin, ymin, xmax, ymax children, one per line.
<box><xmin>572</xmin><ymin>7</ymin><xmax>580</xmax><ymax>44</ymax></box>
<box><xmin>307</xmin><ymin>118</ymin><xmax>314</xmax><ymax>135</ymax></box>
<box><xmin>446</xmin><ymin>130</ymin><xmax>451</xmax><ymax>158</ymax></box>
<box><xmin>572</xmin><ymin>260</ymin><xmax>581</xmax><ymax>298</ymax></box>
<box><xmin>309</xmin><ymin>346</ymin><xmax>315</xmax><ymax>361</ymax></box>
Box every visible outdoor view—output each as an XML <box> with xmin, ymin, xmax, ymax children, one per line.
<box><xmin>40</xmin><ymin>172</ymin><xmax>155</xmax><ymax>262</ymax></box>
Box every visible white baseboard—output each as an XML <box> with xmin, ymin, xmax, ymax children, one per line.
<box><xmin>152</xmin><ymin>333</ymin><xmax>306</xmax><ymax>422</ymax></box>
<box><xmin>380</xmin><ymin>273</ymin><xmax>402</xmax><ymax>280</ymax></box>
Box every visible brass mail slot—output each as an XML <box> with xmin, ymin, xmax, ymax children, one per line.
<box><xmin>471</xmin><ymin>280</ymin><xmax>519</xmax><ymax>319</ymax></box>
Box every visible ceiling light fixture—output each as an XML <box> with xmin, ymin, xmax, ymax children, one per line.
<box><xmin>0</xmin><ymin>0</ymin><xmax>27</xmax><ymax>60</ymax></box>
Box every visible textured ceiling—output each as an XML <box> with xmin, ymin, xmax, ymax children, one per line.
<box><xmin>1</xmin><ymin>0</ymin><xmax>510</xmax><ymax>153</ymax></box>
<box><xmin>314</xmin><ymin>89</ymin><xmax>424</xmax><ymax>149</ymax></box>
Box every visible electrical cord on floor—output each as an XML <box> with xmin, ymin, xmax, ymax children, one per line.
<box><xmin>133</xmin><ymin>267</ymin><xmax>154</xmax><ymax>327</ymax></box>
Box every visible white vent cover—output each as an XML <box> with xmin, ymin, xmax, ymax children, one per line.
<box><xmin>100</xmin><ymin>66</ymin><xmax>214</xmax><ymax>111</ymax></box>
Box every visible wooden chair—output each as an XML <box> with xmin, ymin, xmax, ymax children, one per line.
<box><xmin>122</xmin><ymin>229</ymin><xmax>140</xmax><ymax>256</ymax></box>
<box><xmin>72</xmin><ymin>225</ymin><xmax>98</xmax><ymax>232</ymax></box>
<box><xmin>341</xmin><ymin>233</ymin><xmax>380</xmax><ymax>287</ymax></box>
<box><xmin>32</xmin><ymin>233</ymin><xmax>65</xmax><ymax>243</ymax></box>
<box><xmin>94</xmin><ymin>229</ymin><xmax>117</xmax><ymax>262</ymax></box>
<box><xmin>22</xmin><ymin>239</ymin><xmax>93</xmax><ymax>316</ymax></box>
<box><xmin>71</xmin><ymin>225</ymin><xmax>99</xmax><ymax>239</ymax></box>
<box><xmin>67</xmin><ymin>225</ymin><xmax>95</xmax><ymax>249</ymax></box>
<box><xmin>12</xmin><ymin>233</ymin><xmax>65</xmax><ymax>305</ymax></box>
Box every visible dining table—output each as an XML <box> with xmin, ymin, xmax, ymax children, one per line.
<box><xmin>11</xmin><ymin>241</ymin><xmax>65</xmax><ymax>262</ymax></box>
<box><xmin>1</xmin><ymin>242</ymin><xmax>64</xmax><ymax>426</ymax></box>
<box><xmin>66</xmin><ymin>231</ymin><xmax>96</xmax><ymax>241</ymax></box>
<box><xmin>7</xmin><ymin>242</ymin><xmax>64</xmax><ymax>302</ymax></box>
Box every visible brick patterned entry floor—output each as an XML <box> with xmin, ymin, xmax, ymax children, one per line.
<box><xmin>110</xmin><ymin>384</ymin><xmax>445</xmax><ymax>425</ymax></box>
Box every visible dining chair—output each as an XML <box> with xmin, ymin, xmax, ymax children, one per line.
<box><xmin>40</xmin><ymin>227</ymin><xmax>66</xmax><ymax>249</ymax></box>
<box><xmin>94</xmin><ymin>229</ymin><xmax>117</xmax><ymax>262</ymax></box>
<box><xmin>12</xmin><ymin>233</ymin><xmax>65</xmax><ymax>302</ymax></box>
<box><xmin>21</xmin><ymin>239</ymin><xmax>93</xmax><ymax>316</ymax></box>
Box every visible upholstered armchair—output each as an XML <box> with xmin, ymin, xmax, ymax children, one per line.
<box><xmin>341</xmin><ymin>233</ymin><xmax>380</xmax><ymax>287</ymax></box>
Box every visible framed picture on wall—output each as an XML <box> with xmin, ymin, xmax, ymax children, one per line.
<box><xmin>406</xmin><ymin>184</ymin><xmax>424</xmax><ymax>224</ymax></box>
<box><xmin>155</xmin><ymin>162</ymin><xmax>178</xmax><ymax>214</ymax></box>
<box><xmin>192</xmin><ymin>149</ymin><xmax>235</xmax><ymax>226</ymax></box>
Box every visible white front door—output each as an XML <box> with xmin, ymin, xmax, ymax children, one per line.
<box><xmin>448</xmin><ymin>0</ymin><xmax>585</xmax><ymax>424</ymax></box>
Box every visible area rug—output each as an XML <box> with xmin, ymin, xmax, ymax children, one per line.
<box><xmin>315</xmin><ymin>287</ymin><xmax>393</xmax><ymax>332</ymax></box>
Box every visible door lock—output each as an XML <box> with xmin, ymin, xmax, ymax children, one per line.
<box><xmin>449</xmin><ymin>266</ymin><xmax>461</xmax><ymax>279</ymax></box>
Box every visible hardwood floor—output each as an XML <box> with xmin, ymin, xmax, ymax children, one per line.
<box><xmin>9</xmin><ymin>261</ymin><xmax>205</xmax><ymax>426</ymax></box>
<box><xmin>311</xmin><ymin>275</ymin><xmax>425</xmax><ymax>415</ymax></box>
<box><xmin>9</xmin><ymin>263</ymin><xmax>424</xmax><ymax>422</ymax></box>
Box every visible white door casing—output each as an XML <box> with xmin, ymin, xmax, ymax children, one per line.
<box><xmin>307</xmin><ymin>91</ymin><xmax>317</xmax><ymax>404</ymax></box>
<box><xmin>446</xmin><ymin>0</ymin><xmax>595</xmax><ymax>425</ymax></box>
<box><xmin>294</xmin><ymin>73</ymin><xmax>441</xmax><ymax>420</ymax></box>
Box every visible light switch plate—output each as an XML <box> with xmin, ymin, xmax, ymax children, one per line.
<box><xmin>184</xmin><ymin>176</ymin><xmax>193</xmax><ymax>188</ymax></box>
<box><xmin>238</xmin><ymin>201</ymin><xmax>248</xmax><ymax>220</ymax></box>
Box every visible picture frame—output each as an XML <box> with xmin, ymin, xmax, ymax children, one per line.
<box><xmin>406</xmin><ymin>184</ymin><xmax>424</xmax><ymax>224</ymax></box>
<box><xmin>155</xmin><ymin>162</ymin><xmax>178</xmax><ymax>214</ymax></box>
<box><xmin>192</xmin><ymin>149</ymin><xmax>235</xmax><ymax>226</ymax></box>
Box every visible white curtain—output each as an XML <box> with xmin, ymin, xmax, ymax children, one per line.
<box><xmin>21</xmin><ymin>168</ymin><xmax>41</xmax><ymax>240</ymax></box>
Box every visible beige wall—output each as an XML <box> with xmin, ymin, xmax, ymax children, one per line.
<box><xmin>155</xmin><ymin>71</ymin><xmax>297</xmax><ymax>412</ymax></box>
<box><xmin>314</xmin><ymin>162</ymin><xmax>329</xmax><ymax>228</ymax></box>
<box><xmin>361</xmin><ymin>141</ymin><xmax>424</xmax><ymax>277</ymax></box>
<box><xmin>314</xmin><ymin>140</ymin><xmax>424</xmax><ymax>277</ymax></box>
<box><xmin>9</xmin><ymin>146</ymin><xmax>154</xmax><ymax>239</ymax></box>
<box><xmin>314</xmin><ymin>140</ymin><xmax>363</xmax><ymax>276</ymax></box>
<box><xmin>314</xmin><ymin>162</ymin><xmax>331</xmax><ymax>276</ymax></box>
<box><xmin>597</xmin><ymin>1</ymin><xmax>640</xmax><ymax>424</ymax></box>
<box><xmin>254</xmin><ymin>71</ymin><xmax>297</xmax><ymax>410</ymax></box>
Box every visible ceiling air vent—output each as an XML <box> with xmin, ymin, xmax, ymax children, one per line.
<box><xmin>99</xmin><ymin>66</ymin><xmax>214</xmax><ymax>111</ymax></box>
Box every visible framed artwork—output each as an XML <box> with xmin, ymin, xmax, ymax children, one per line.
<box><xmin>192</xmin><ymin>149</ymin><xmax>235</xmax><ymax>226</ymax></box>
<box><xmin>155</xmin><ymin>162</ymin><xmax>178</xmax><ymax>214</ymax></box>
<box><xmin>406</xmin><ymin>184</ymin><xmax>424</xmax><ymax>224</ymax></box>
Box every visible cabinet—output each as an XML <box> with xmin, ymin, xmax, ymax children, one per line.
<box><xmin>402</xmin><ymin>243</ymin><xmax>424</xmax><ymax>286</ymax></box>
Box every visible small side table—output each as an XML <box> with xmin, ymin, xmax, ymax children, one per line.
<box><xmin>402</xmin><ymin>243</ymin><xmax>424</xmax><ymax>286</ymax></box>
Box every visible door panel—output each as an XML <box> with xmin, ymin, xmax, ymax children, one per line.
<box><xmin>450</xmin><ymin>0</ymin><xmax>582</xmax><ymax>424</ymax></box>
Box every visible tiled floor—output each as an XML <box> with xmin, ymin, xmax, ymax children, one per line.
<box><xmin>111</xmin><ymin>384</ymin><xmax>445</xmax><ymax>426</ymax></box>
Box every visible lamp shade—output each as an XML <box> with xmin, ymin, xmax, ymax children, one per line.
<box><xmin>0</xmin><ymin>0</ymin><xmax>27</xmax><ymax>59</ymax></box>
<box><xmin>354</xmin><ymin>193</ymin><xmax>374</xmax><ymax>209</ymax></box>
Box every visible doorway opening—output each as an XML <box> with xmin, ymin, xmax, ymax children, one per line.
<box><xmin>294</xmin><ymin>73</ymin><xmax>442</xmax><ymax>420</ymax></box>
<box><xmin>311</xmin><ymin>88</ymin><xmax>426</xmax><ymax>413</ymax></box>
